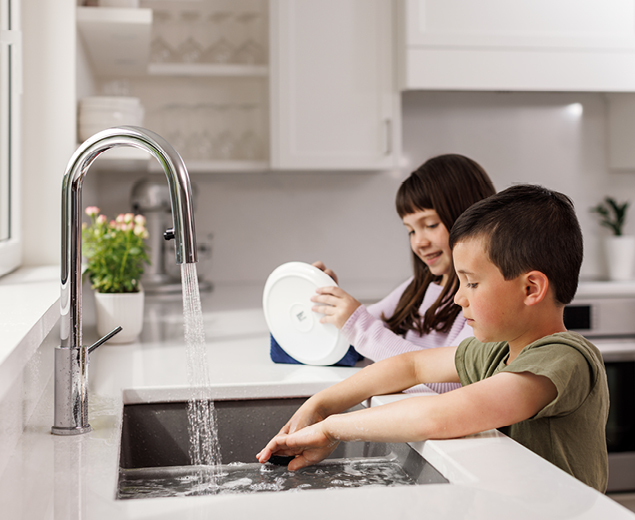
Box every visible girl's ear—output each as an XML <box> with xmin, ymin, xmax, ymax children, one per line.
<box><xmin>523</xmin><ymin>271</ymin><xmax>549</xmax><ymax>306</ymax></box>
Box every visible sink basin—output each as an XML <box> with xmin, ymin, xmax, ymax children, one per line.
<box><xmin>118</xmin><ymin>397</ymin><xmax>448</xmax><ymax>499</ymax></box>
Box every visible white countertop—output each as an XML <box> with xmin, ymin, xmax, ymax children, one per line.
<box><xmin>0</xmin><ymin>269</ymin><xmax>634</xmax><ymax>519</ymax></box>
<box><xmin>0</xmin><ymin>266</ymin><xmax>59</xmax><ymax>400</ymax></box>
<box><xmin>576</xmin><ymin>280</ymin><xmax>635</xmax><ymax>299</ymax></box>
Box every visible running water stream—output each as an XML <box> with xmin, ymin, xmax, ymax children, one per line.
<box><xmin>181</xmin><ymin>263</ymin><xmax>222</xmax><ymax>492</ymax></box>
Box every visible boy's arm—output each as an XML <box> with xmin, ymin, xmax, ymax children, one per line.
<box><xmin>258</xmin><ymin>370</ymin><xmax>556</xmax><ymax>470</ymax></box>
<box><xmin>326</xmin><ymin>370</ymin><xmax>557</xmax><ymax>442</ymax></box>
<box><xmin>257</xmin><ymin>347</ymin><xmax>459</xmax><ymax>468</ymax></box>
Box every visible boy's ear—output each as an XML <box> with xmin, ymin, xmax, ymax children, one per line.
<box><xmin>523</xmin><ymin>271</ymin><xmax>549</xmax><ymax>306</ymax></box>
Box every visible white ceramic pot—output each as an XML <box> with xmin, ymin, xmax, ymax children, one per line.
<box><xmin>94</xmin><ymin>288</ymin><xmax>144</xmax><ymax>344</ymax></box>
<box><xmin>605</xmin><ymin>235</ymin><xmax>635</xmax><ymax>281</ymax></box>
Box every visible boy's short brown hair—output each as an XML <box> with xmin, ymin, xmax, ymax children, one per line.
<box><xmin>449</xmin><ymin>184</ymin><xmax>583</xmax><ymax>305</ymax></box>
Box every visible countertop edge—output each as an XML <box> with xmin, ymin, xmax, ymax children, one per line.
<box><xmin>0</xmin><ymin>266</ymin><xmax>60</xmax><ymax>403</ymax></box>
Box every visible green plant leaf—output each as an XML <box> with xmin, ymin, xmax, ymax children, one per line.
<box><xmin>590</xmin><ymin>196</ymin><xmax>630</xmax><ymax>236</ymax></box>
<box><xmin>82</xmin><ymin>212</ymin><xmax>150</xmax><ymax>293</ymax></box>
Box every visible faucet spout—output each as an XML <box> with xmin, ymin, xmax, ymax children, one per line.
<box><xmin>52</xmin><ymin>126</ymin><xmax>197</xmax><ymax>435</ymax></box>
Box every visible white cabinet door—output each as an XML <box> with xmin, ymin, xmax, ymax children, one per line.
<box><xmin>401</xmin><ymin>0</ymin><xmax>635</xmax><ymax>91</ymax></box>
<box><xmin>270</xmin><ymin>0</ymin><xmax>400</xmax><ymax>170</ymax></box>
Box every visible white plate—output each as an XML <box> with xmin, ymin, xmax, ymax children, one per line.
<box><xmin>262</xmin><ymin>261</ymin><xmax>350</xmax><ymax>365</ymax></box>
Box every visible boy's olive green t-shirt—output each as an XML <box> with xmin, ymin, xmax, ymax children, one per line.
<box><xmin>455</xmin><ymin>331</ymin><xmax>609</xmax><ymax>492</ymax></box>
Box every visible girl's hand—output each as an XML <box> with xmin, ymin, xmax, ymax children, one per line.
<box><xmin>312</xmin><ymin>261</ymin><xmax>339</xmax><ymax>285</ymax></box>
<box><xmin>276</xmin><ymin>400</ymin><xmax>327</xmax><ymax>436</ymax></box>
<box><xmin>256</xmin><ymin>422</ymin><xmax>340</xmax><ymax>471</ymax></box>
<box><xmin>311</xmin><ymin>286</ymin><xmax>361</xmax><ymax>329</ymax></box>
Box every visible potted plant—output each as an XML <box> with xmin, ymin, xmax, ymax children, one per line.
<box><xmin>591</xmin><ymin>197</ymin><xmax>634</xmax><ymax>281</ymax></box>
<box><xmin>83</xmin><ymin>206</ymin><xmax>150</xmax><ymax>343</ymax></box>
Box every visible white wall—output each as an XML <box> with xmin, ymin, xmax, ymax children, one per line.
<box><xmin>91</xmin><ymin>90</ymin><xmax>635</xmax><ymax>297</ymax></box>
<box><xmin>401</xmin><ymin>90</ymin><xmax>635</xmax><ymax>280</ymax></box>
<box><xmin>94</xmin><ymin>167</ymin><xmax>412</xmax><ymax>300</ymax></box>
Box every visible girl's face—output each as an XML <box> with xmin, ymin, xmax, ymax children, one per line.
<box><xmin>402</xmin><ymin>209</ymin><xmax>452</xmax><ymax>286</ymax></box>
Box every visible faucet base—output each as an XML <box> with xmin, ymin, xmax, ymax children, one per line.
<box><xmin>51</xmin><ymin>425</ymin><xmax>92</xmax><ymax>436</ymax></box>
<box><xmin>52</xmin><ymin>345</ymin><xmax>91</xmax><ymax>435</ymax></box>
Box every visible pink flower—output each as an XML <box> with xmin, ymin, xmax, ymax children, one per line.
<box><xmin>96</xmin><ymin>215</ymin><xmax>107</xmax><ymax>225</ymax></box>
<box><xmin>134</xmin><ymin>214</ymin><xmax>146</xmax><ymax>226</ymax></box>
<box><xmin>124</xmin><ymin>213</ymin><xmax>134</xmax><ymax>224</ymax></box>
<box><xmin>116</xmin><ymin>214</ymin><xmax>125</xmax><ymax>224</ymax></box>
<box><xmin>133</xmin><ymin>225</ymin><xmax>147</xmax><ymax>238</ymax></box>
<box><xmin>85</xmin><ymin>206</ymin><xmax>100</xmax><ymax>216</ymax></box>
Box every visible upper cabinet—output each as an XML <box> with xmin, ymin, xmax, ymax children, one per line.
<box><xmin>76</xmin><ymin>0</ymin><xmax>400</xmax><ymax>172</ymax></box>
<box><xmin>270</xmin><ymin>0</ymin><xmax>400</xmax><ymax>170</ymax></box>
<box><xmin>400</xmin><ymin>0</ymin><xmax>635</xmax><ymax>91</ymax></box>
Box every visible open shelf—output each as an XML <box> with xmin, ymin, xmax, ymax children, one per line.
<box><xmin>149</xmin><ymin>159</ymin><xmax>269</xmax><ymax>173</ymax></box>
<box><xmin>148</xmin><ymin>63</ymin><xmax>268</xmax><ymax>77</ymax></box>
<box><xmin>78</xmin><ymin>144</ymin><xmax>268</xmax><ymax>173</ymax></box>
<box><xmin>76</xmin><ymin>3</ymin><xmax>271</xmax><ymax>173</ymax></box>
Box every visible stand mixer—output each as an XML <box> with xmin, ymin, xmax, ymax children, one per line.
<box><xmin>131</xmin><ymin>178</ymin><xmax>212</xmax><ymax>294</ymax></box>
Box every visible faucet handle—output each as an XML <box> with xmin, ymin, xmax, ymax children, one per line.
<box><xmin>164</xmin><ymin>227</ymin><xmax>175</xmax><ymax>241</ymax></box>
<box><xmin>87</xmin><ymin>326</ymin><xmax>123</xmax><ymax>354</ymax></box>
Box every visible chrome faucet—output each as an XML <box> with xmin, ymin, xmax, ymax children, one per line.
<box><xmin>52</xmin><ymin>126</ymin><xmax>198</xmax><ymax>435</ymax></box>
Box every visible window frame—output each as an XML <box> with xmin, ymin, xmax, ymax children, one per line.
<box><xmin>0</xmin><ymin>0</ymin><xmax>21</xmax><ymax>276</ymax></box>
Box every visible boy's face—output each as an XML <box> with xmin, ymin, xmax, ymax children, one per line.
<box><xmin>452</xmin><ymin>237</ymin><xmax>527</xmax><ymax>345</ymax></box>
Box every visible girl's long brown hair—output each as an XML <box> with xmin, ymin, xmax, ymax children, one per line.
<box><xmin>383</xmin><ymin>154</ymin><xmax>496</xmax><ymax>336</ymax></box>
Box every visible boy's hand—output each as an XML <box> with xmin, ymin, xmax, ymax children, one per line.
<box><xmin>311</xmin><ymin>286</ymin><xmax>361</xmax><ymax>329</ymax></box>
<box><xmin>256</xmin><ymin>422</ymin><xmax>340</xmax><ymax>471</ymax></box>
<box><xmin>312</xmin><ymin>261</ymin><xmax>339</xmax><ymax>285</ymax></box>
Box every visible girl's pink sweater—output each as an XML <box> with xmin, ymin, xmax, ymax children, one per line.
<box><xmin>341</xmin><ymin>278</ymin><xmax>473</xmax><ymax>394</ymax></box>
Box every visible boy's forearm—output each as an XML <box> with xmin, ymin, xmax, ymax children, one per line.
<box><xmin>322</xmin><ymin>395</ymin><xmax>442</xmax><ymax>443</ymax></box>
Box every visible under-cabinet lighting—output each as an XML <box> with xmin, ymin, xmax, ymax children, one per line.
<box><xmin>565</xmin><ymin>103</ymin><xmax>584</xmax><ymax>118</ymax></box>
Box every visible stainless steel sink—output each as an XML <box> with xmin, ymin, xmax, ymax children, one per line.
<box><xmin>117</xmin><ymin>397</ymin><xmax>448</xmax><ymax>499</ymax></box>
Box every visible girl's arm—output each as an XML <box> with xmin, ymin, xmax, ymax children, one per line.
<box><xmin>311</xmin><ymin>346</ymin><xmax>460</xmax><ymax>414</ymax></box>
<box><xmin>313</xmin><ymin>283</ymin><xmax>468</xmax><ymax>363</ymax></box>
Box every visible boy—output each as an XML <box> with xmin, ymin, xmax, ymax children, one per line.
<box><xmin>257</xmin><ymin>184</ymin><xmax>609</xmax><ymax>492</ymax></box>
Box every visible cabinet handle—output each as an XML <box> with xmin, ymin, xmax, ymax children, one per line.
<box><xmin>384</xmin><ymin>119</ymin><xmax>392</xmax><ymax>155</ymax></box>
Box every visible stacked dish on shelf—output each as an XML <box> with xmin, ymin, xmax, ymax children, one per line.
<box><xmin>78</xmin><ymin>96</ymin><xmax>145</xmax><ymax>141</ymax></box>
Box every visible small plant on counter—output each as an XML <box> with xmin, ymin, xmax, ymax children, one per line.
<box><xmin>590</xmin><ymin>196</ymin><xmax>630</xmax><ymax>236</ymax></box>
<box><xmin>82</xmin><ymin>206</ymin><xmax>150</xmax><ymax>293</ymax></box>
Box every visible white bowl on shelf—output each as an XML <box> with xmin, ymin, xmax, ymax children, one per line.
<box><xmin>78</xmin><ymin>96</ymin><xmax>144</xmax><ymax>141</ymax></box>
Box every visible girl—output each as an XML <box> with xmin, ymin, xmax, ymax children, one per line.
<box><xmin>312</xmin><ymin>154</ymin><xmax>496</xmax><ymax>394</ymax></box>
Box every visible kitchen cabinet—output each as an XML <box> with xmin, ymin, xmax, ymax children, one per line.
<box><xmin>400</xmin><ymin>0</ymin><xmax>635</xmax><ymax>91</ymax></box>
<box><xmin>76</xmin><ymin>0</ymin><xmax>400</xmax><ymax>172</ymax></box>
<box><xmin>270</xmin><ymin>0</ymin><xmax>400</xmax><ymax>170</ymax></box>
<box><xmin>607</xmin><ymin>94</ymin><xmax>635</xmax><ymax>170</ymax></box>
